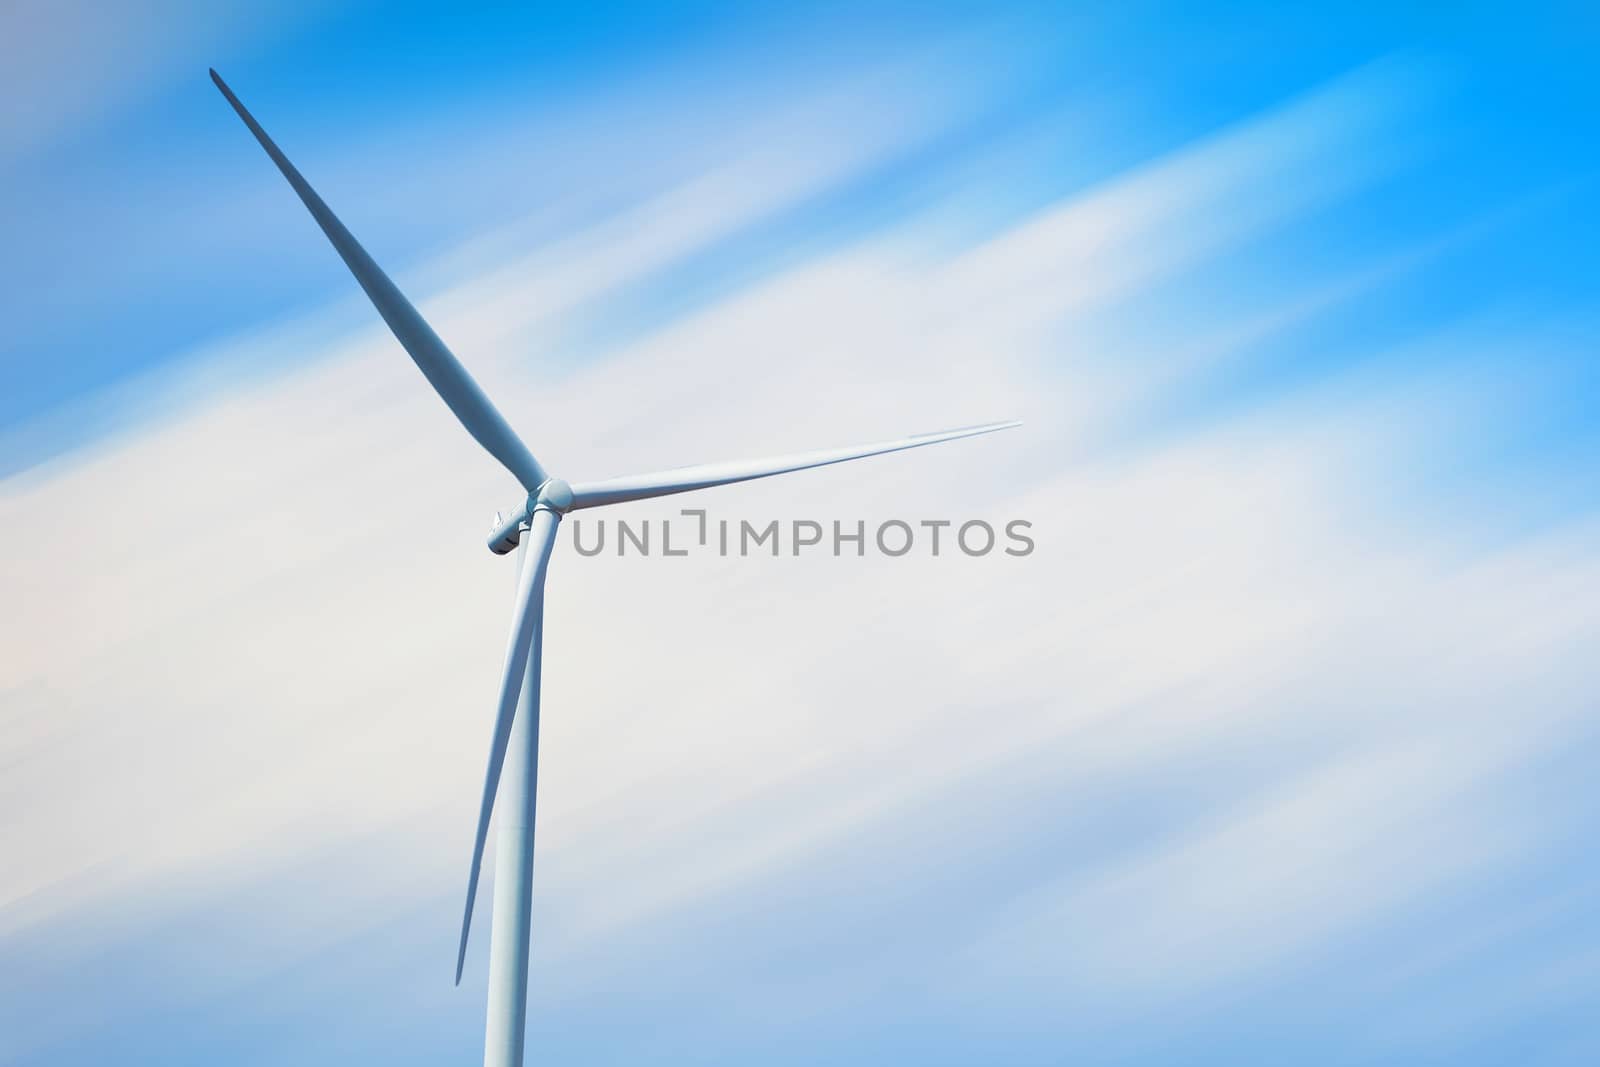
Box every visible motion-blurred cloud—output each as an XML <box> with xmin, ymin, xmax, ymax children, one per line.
<box><xmin>2</xmin><ymin>8</ymin><xmax>1598</xmax><ymax>1066</ymax></box>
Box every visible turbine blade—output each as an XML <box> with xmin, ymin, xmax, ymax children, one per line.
<box><xmin>566</xmin><ymin>420</ymin><xmax>1021</xmax><ymax>510</ymax></box>
<box><xmin>209</xmin><ymin>69</ymin><xmax>548</xmax><ymax>494</ymax></box>
<box><xmin>456</xmin><ymin>508</ymin><xmax>560</xmax><ymax>984</ymax></box>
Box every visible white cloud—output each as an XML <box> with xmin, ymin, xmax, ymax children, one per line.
<box><xmin>2</xmin><ymin>56</ymin><xmax>1595</xmax><ymax>1060</ymax></box>
<box><xmin>0</xmin><ymin>0</ymin><xmax>306</xmax><ymax>166</ymax></box>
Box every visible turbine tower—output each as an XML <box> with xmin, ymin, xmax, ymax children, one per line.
<box><xmin>211</xmin><ymin>70</ymin><xmax>1018</xmax><ymax>1067</ymax></box>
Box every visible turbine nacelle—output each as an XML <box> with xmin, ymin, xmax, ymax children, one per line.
<box><xmin>486</xmin><ymin>507</ymin><xmax>527</xmax><ymax>555</ymax></box>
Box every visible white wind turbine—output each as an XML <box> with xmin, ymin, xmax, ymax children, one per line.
<box><xmin>212</xmin><ymin>69</ymin><xmax>1018</xmax><ymax>1067</ymax></box>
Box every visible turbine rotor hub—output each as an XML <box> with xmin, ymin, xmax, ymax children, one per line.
<box><xmin>534</xmin><ymin>477</ymin><xmax>573</xmax><ymax>514</ymax></box>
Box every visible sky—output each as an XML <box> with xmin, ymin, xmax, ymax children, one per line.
<box><xmin>3</xmin><ymin>2</ymin><xmax>1599</xmax><ymax>1064</ymax></box>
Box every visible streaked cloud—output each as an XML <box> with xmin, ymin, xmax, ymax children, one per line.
<box><xmin>3</xmin><ymin>25</ymin><xmax>1597</xmax><ymax>1067</ymax></box>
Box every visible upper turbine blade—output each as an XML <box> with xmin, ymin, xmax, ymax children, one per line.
<box><xmin>566</xmin><ymin>420</ymin><xmax>1021</xmax><ymax>510</ymax></box>
<box><xmin>210</xmin><ymin>70</ymin><xmax>548</xmax><ymax>494</ymax></box>
<box><xmin>456</xmin><ymin>508</ymin><xmax>559</xmax><ymax>985</ymax></box>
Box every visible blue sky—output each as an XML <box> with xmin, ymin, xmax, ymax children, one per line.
<box><xmin>8</xmin><ymin>2</ymin><xmax>1597</xmax><ymax>469</ymax></box>
<box><xmin>3</xmin><ymin>3</ymin><xmax>1600</xmax><ymax>1065</ymax></box>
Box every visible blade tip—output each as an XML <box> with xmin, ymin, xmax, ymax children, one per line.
<box><xmin>209</xmin><ymin>68</ymin><xmax>237</xmax><ymax>105</ymax></box>
<box><xmin>975</xmin><ymin>419</ymin><xmax>1022</xmax><ymax>435</ymax></box>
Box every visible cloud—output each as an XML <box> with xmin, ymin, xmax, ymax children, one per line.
<box><xmin>0</xmin><ymin>0</ymin><xmax>305</xmax><ymax>167</ymax></box>
<box><xmin>2</xmin><ymin>56</ymin><xmax>1596</xmax><ymax>1065</ymax></box>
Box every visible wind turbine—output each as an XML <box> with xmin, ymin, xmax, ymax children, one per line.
<box><xmin>211</xmin><ymin>69</ymin><xmax>1018</xmax><ymax>1067</ymax></box>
